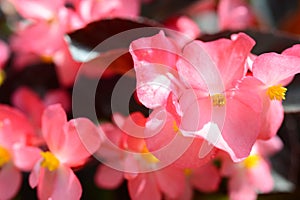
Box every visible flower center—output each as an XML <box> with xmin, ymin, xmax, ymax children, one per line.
<box><xmin>0</xmin><ymin>70</ymin><xmax>5</xmax><ymax>86</ymax></box>
<box><xmin>211</xmin><ymin>93</ymin><xmax>226</xmax><ymax>107</ymax></box>
<box><xmin>184</xmin><ymin>168</ymin><xmax>192</xmax><ymax>177</ymax></box>
<box><xmin>267</xmin><ymin>85</ymin><xmax>287</xmax><ymax>101</ymax></box>
<box><xmin>40</xmin><ymin>55</ymin><xmax>53</xmax><ymax>64</ymax></box>
<box><xmin>40</xmin><ymin>151</ymin><xmax>60</xmax><ymax>171</ymax></box>
<box><xmin>243</xmin><ymin>154</ymin><xmax>260</xmax><ymax>169</ymax></box>
<box><xmin>0</xmin><ymin>146</ymin><xmax>11</xmax><ymax>167</ymax></box>
<box><xmin>141</xmin><ymin>145</ymin><xmax>159</xmax><ymax>164</ymax></box>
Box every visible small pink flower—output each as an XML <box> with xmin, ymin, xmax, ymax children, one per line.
<box><xmin>220</xmin><ymin>136</ymin><xmax>283</xmax><ymax>200</ymax></box>
<box><xmin>0</xmin><ymin>105</ymin><xmax>40</xmax><ymax>200</ymax></box>
<box><xmin>29</xmin><ymin>104</ymin><xmax>101</xmax><ymax>200</ymax></box>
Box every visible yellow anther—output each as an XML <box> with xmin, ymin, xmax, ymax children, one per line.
<box><xmin>0</xmin><ymin>146</ymin><xmax>11</xmax><ymax>167</ymax></box>
<box><xmin>40</xmin><ymin>151</ymin><xmax>60</xmax><ymax>171</ymax></box>
<box><xmin>40</xmin><ymin>55</ymin><xmax>53</xmax><ymax>64</ymax></box>
<box><xmin>141</xmin><ymin>145</ymin><xmax>160</xmax><ymax>164</ymax></box>
<box><xmin>184</xmin><ymin>168</ymin><xmax>192</xmax><ymax>176</ymax></box>
<box><xmin>173</xmin><ymin>121</ymin><xmax>179</xmax><ymax>133</ymax></box>
<box><xmin>243</xmin><ymin>154</ymin><xmax>260</xmax><ymax>169</ymax></box>
<box><xmin>0</xmin><ymin>70</ymin><xmax>5</xmax><ymax>86</ymax></box>
<box><xmin>267</xmin><ymin>85</ymin><xmax>287</xmax><ymax>101</ymax></box>
<box><xmin>211</xmin><ymin>93</ymin><xmax>226</xmax><ymax>107</ymax></box>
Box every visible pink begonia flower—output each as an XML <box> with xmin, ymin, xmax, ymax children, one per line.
<box><xmin>173</xmin><ymin>161</ymin><xmax>220</xmax><ymax>200</ymax></box>
<box><xmin>220</xmin><ymin>136</ymin><xmax>283</xmax><ymax>200</ymax></box>
<box><xmin>251</xmin><ymin>47</ymin><xmax>300</xmax><ymax>140</ymax></box>
<box><xmin>29</xmin><ymin>104</ymin><xmax>101</xmax><ymax>200</ymax></box>
<box><xmin>12</xmin><ymin>86</ymin><xmax>71</xmax><ymax>134</ymax></box>
<box><xmin>76</xmin><ymin>0</ymin><xmax>140</xmax><ymax>24</ymax></box>
<box><xmin>217</xmin><ymin>0</ymin><xmax>258</xmax><ymax>31</ymax></box>
<box><xmin>0</xmin><ymin>105</ymin><xmax>41</xmax><ymax>200</ymax></box>
<box><xmin>95</xmin><ymin>112</ymin><xmax>185</xmax><ymax>200</ymax></box>
<box><xmin>130</xmin><ymin>31</ymin><xmax>262</xmax><ymax>162</ymax></box>
<box><xmin>164</xmin><ymin>15</ymin><xmax>201</xmax><ymax>39</ymax></box>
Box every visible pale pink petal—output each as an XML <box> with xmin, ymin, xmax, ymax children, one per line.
<box><xmin>191</xmin><ymin>162</ymin><xmax>220</xmax><ymax>192</ymax></box>
<box><xmin>12</xmin><ymin>144</ymin><xmax>41</xmax><ymax>171</ymax></box>
<box><xmin>50</xmin><ymin>166</ymin><xmax>82</xmax><ymax>200</ymax></box>
<box><xmin>195</xmin><ymin>33</ymin><xmax>255</xmax><ymax>89</ymax></box>
<box><xmin>128</xmin><ymin>173</ymin><xmax>161</xmax><ymax>200</ymax></box>
<box><xmin>229</xmin><ymin>171</ymin><xmax>257</xmax><ymax>200</ymax></box>
<box><xmin>252</xmin><ymin>52</ymin><xmax>300</xmax><ymax>86</ymax></box>
<box><xmin>130</xmin><ymin>31</ymin><xmax>181</xmax><ymax>108</ymax></box>
<box><xmin>57</xmin><ymin>118</ymin><xmax>101</xmax><ymax>167</ymax></box>
<box><xmin>155</xmin><ymin>167</ymin><xmax>185</xmax><ymax>199</ymax></box>
<box><xmin>42</xmin><ymin>104</ymin><xmax>67</xmax><ymax>153</ymax></box>
<box><xmin>247</xmin><ymin>159</ymin><xmax>273</xmax><ymax>193</ymax></box>
<box><xmin>29</xmin><ymin>162</ymin><xmax>41</xmax><ymax>188</ymax></box>
<box><xmin>37</xmin><ymin>167</ymin><xmax>57</xmax><ymax>200</ymax></box>
<box><xmin>0</xmin><ymin>164</ymin><xmax>22</xmax><ymax>200</ymax></box>
<box><xmin>9</xmin><ymin>0</ymin><xmax>62</xmax><ymax>20</ymax></box>
<box><xmin>95</xmin><ymin>164</ymin><xmax>124</xmax><ymax>189</ymax></box>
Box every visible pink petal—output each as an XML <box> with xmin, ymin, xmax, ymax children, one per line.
<box><xmin>0</xmin><ymin>164</ymin><xmax>22</xmax><ymax>200</ymax></box>
<box><xmin>229</xmin><ymin>171</ymin><xmax>257</xmax><ymax>200</ymax></box>
<box><xmin>252</xmin><ymin>52</ymin><xmax>300</xmax><ymax>86</ymax></box>
<box><xmin>0</xmin><ymin>40</ymin><xmax>9</xmax><ymax>69</ymax></box>
<box><xmin>257</xmin><ymin>99</ymin><xmax>284</xmax><ymax>140</ymax></box>
<box><xmin>155</xmin><ymin>167</ymin><xmax>185</xmax><ymax>199</ymax></box>
<box><xmin>130</xmin><ymin>31</ymin><xmax>181</xmax><ymax>108</ymax></box>
<box><xmin>255</xmin><ymin>136</ymin><xmax>283</xmax><ymax>157</ymax></box>
<box><xmin>218</xmin><ymin>0</ymin><xmax>257</xmax><ymax>30</ymax></box>
<box><xmin>44</xmin><ymin>89</ymin><xmax>71</xmax><ymax>112</ymax></box>
<box><xmin>50</xmin><ymin>166</ymin><xmax>82</xmax><ymax>200</ymax></box>
<box><xmin>29</xmin><ymin>162</ymin><xmax>41</xmax><ymax>188</ymax></box>
<box><xmin>42</xmin><ymin>104</ymin><xmax>67</xmax><ymax>153</ymax></box>
<box><xmin>95</xmin><ymin>164</ymin><xmax>124</xmax><ymax>189</ymax></box>
<box><xmin>247</xmin><ymin>159</ymin><xmax>273</xmax><ymax>193</ymax></box>
<box><xmin>0</xmin><ymin>104</ymin><xmax>34</xmax><ymax>146</ymax></box>
<box><xmin>12</xmin><ymin>86</ymin><xmax>45</xmax><ymax>128</ymax></box>
<box><xmin>37</xmin><ymin>167</ymin><xmax>57</xmax><ymax>200</ymax></box>
<box><xmin>12</xmin><ymin>144</ymin><xmax>41</xmax><ymax>171</ymax></box>
<box><xmin>57</xmin><ymin>118</ymin><xmax>101</xmax><ymax>167</ymax></box>
<box><xmin>128</xmin><ymin>173</ymin><xmax>161</xmax><ymax>200</ymax></box>
<box><xmin>191</xmin><ymin>162</ymin><xmax>220</xmax><ymax>192</ymax></box>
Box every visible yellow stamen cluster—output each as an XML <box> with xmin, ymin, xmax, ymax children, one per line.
<box><xmin>0</xmin><ymin>146</ymin><xmax>11</xmax><ymax>167</ymax></box>
<box><xmin>212</xmin><ymin>93</ymin><xmax>226</xmax><ymax>107</ymax></box>
<box><xmin>40</xmin><ymin>55</ymin><xmax>53</xmax><ymax>64</ymax></box>
<box><xmin>267</xmin><ymin>85</ymin><xmax>287</xmax><ymax>101</ymax></box>
<box><xmin>141</xmin><ymin>145</ymin><xmax>160</xmax><ymax>164</ymax></box>
<box><xmin>243</xmin><ymin>154</ymin><xmax>260</xmax><ymax>169</ymax></box>
<box><xmin>40</xmin><ymin>151</ymin><xmax>60</xmax><ymax>171</ymax></box>
<box><xmin>184</xmin><ymin>168</ymin><xmax>192</xmax><ymax>177</ymax></box>
<box><xmin>0</xmin><ymin>70</ymin><xmax>5</xmax><ymax>86</ymax></box>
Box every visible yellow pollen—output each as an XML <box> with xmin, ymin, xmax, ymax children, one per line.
<box><xmin>211</xmin><ymin>93</ymin><xmax>226</xmax><ymax>107</ymax></box>
<box><xmin>243</xmin><ymin>154</ymin><xmax>260</xmax><ymax>169</ymax></box>
<box><xmin>40</xmin><ymin>151</ymin><xmax>60</xmax><ymax>171</ymax></box>
<box><xmin>0</xmin><ymin>70</ymin><xmax>5</xmax><ymax>86</ymax></box>
<box><xmin>184</xmin><ymin>168</ymin><xmax>192</xmax><ymax>176</ymax></box>
<box><xmin>173</xmin><ymin>121</ymin><xmax>179</xmax><ymax>133</ymax></box>
<box><xmin>267</xmin><ymin>85</ymin><xmax>287</xmax><ymax>101</ymax></box>
<box><xmin>0</xmin><ymin>146</ymin><xmax>11</xmax><ymax>167</ymax></box>
<box><xmin>141</xmin><ymin>145</ymin><xmax>160</xmax><ymax>164</ymax></box>
<box><xmin>40</xmin><ymin>55</ymin><xmax>53</xmax><ymax>63</ymax></box>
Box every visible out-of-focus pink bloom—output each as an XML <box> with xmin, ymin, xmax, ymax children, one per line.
<box><xmin>29</xmin><ymin>104</ymin><xmax>101</xmax><ymax>200</ymax></box>
<box><xmin>164</xmin><ymin>16</ymin><xmax>201</xmax><ymax>39</ymax></box>
<box><xmin>218</xmin><ymin>0</ymin><xmax>257</xmax><ymax>31</ymax></box>
<box><xmin>0</xmin><ymin>105</ymin><xmax>41</xmax><ymax>200</ymax></box>
<box><xmin>220</xmin><ymin>136</ymin><xmax>283</xmax><ymax>200</ymax></box>
<box><xmin>130</xmin><ymin>31</ymin><xmax>262</xmax><ymax>162</ymax></box>
<box><xmin>76</xmin><ymin>0</ymin><xmax>140</xmax><ymax>24</ymax></box>
<box><xmin>0</xmin><ymin>40</ymin><xmax>9</xmax><ymax>69</ymax></box>
<box><xmin>95</xmin><ymin>112</ymin><xmax>185</xmax><ymax>200</ymax></box>
<box><xmin>12</xmin><ymin>87</ymin><xmax>71</xmax><ymax>131</ymax></box>
<box><xmin>251</xmin><ymin>48</ymin><xmax>300</xmax><ymax>140</ymax></box>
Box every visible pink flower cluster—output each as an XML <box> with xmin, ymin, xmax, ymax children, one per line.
<box><xmin>0</xmin><ymin>0</ymin><xmax>299</xmax><ymax>200</ymax></box>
